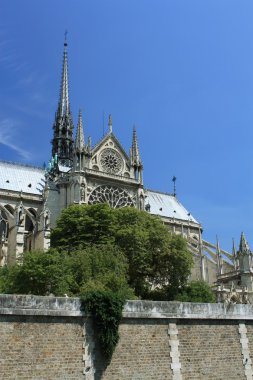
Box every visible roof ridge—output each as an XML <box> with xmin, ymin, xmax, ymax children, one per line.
<box><xmin>145</xmin><ymin>188</ymin><xmax>174</xmax><ymax>196</ymax></box>
<box><xmin>0</xmin><ymin>160</ymin><xmax>44</xmax><ymax>171</ymax></box>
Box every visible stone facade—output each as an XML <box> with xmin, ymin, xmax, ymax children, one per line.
<box><xmin>1</xmin><ymin>295</ymin><xmax>253</xmax><ymax>379</ymax></box>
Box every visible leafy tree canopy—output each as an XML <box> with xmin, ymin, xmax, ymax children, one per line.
<box><xmin>0</xmin><ymin>245</ymin><xmax>134</xmax><ymax>298</ymax></box>
<box><xmin>51</xmin><ymin>204</ymin><xmax>193</xmax><ymax>299</ymax></box>
<box><xmin>175</xmin><ymin>280</ymin><xmax>216</xmax><ymax>303</ymax></box>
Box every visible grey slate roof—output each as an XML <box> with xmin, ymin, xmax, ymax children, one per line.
<box><xmin>0</xmin><ymin>161</ymin><xmax>45</xmax><ymax>195</ymax></box>
<box><xmin>145</xmin><ymin>189</ymin><xmax>199</xmax><ymax>224</ymax></box>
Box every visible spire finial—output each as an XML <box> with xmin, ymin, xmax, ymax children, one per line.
<box><xmin>64</xmin><ymin>30</ymin><xmax>68</xmax><ymax>46</ymax></box>
<box><xmin>108</xmin><ymin>114</ymin><xmax>112</xmax><ymax>133</ymax></box>
<box><xmin>172</xmin><ymin>176</ymin><xmax>177</xmax><ymax>197</ymax></box>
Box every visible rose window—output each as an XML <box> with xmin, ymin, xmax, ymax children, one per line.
<box><xmin>88</xmin><ymin>185</ymin><xmax>135</xmax><ymax>208</ymax></box>
<box><xmin>100</xmin><ymin>148</ymin><xmax>123</xmax><ymax>174</ymax></box>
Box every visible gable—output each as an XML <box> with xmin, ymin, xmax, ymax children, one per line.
<box><xmin>90</xmin><ymin>133</ymin><xmax>132</xmax><ymax>177</ymax></box>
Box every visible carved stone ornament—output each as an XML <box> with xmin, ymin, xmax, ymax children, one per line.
<box><xmin>99</xmin><ymin>148</ymin><xmax>123</xmax><ymax>174</ymax></box>
<box><xmin>88</xmin><ymin>185</ymin><xmax>135</xmax><ymax>208</ymax></box>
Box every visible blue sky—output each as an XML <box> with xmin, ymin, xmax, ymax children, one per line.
<box><xmin>1</xmin><ymin>0</ymin><xmax>253</xmax><ymax>252</ymax></box>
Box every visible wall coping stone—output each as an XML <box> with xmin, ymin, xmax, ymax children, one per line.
<box><xmin>122</xmin><ymin>300</ymin><xmax>253</xmax><ymax>320</ymax></box>
<box><xmin>0</xmin><ymin>294</ymin><xmax>82</xmax><ymax>317</ymax></box>
<box><xmin>1</xmin><ymin>295</ymin><xmax>253</xmax><ymax>319</ymax></box>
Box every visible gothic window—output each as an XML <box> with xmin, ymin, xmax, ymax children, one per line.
<box><xmin>88</xmin><ymin>185</ymin><xmax>135</xmax><ymax>208</ymax></box>
<box><xmin>99</xmin><ymin>148</ymin><xmax>123</xmax><ymax>174</ymax></box>
<box><xmin>0</xmin><ymin>210</ymin><xmax>8</xmax><ymax>240</ymax></box>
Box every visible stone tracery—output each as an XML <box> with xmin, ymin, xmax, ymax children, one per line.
<box><xmin>88</xmin><ymin>185</ymin><xmax>135</xmax><ymax>208</ymax></box>
<box><xmin>100</xmin><ymin>148</ymin><xmax>123</xmax><ymax>174</ymax></box>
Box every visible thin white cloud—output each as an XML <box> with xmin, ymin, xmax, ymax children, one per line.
<box><xmin>15</xmin><ymin>104</ymin><xmax>48</xmax><ymax>120</ymax></box>
<box><xmin>0</xmin><ymin>36</ymin><xmax>30</xmax><ymax>73</ymax></box>
<box><xmin>17</xmin><ymin>72</ymin><xmax>36</xmax><ymax>86</ymax></box>
<box><xmin>0</xmin><ymin>119</ymin><xmax>31</xmax><ymax>160</ymax></box>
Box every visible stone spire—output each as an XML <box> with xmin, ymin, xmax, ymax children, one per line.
<box><xmin>58</xmin><ymin>36</ymin><xmax>70</xmax><ymax>118</ymax></box>
<box><xmin>239</xmin><ymin>232</ymin><xmax>251</xmax><ymax>255</ymax></box>
<box><xmin>75</xmin><ymin>110</ymin><xmax>85</xmax><ymax>152</ymax></box>
<box><xmin>131</xmin><ymin>126</ymin><xmax>142</xmax><ymax>168</ymax></box>
<box><xmin>51</xmin><ymin>36</ymin><xmax>74</xmax><ymax>166</ymax></box>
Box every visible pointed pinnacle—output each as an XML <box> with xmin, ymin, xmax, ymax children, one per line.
<box><xmin>232</xmin><ymin>238</ymin><xmax>237</xmax><ymax>257</ymax></box>
<box><xmin>108</xmin><ymin>114</ymin><xmax>112</xmax><ymax>133</ymax></box>
<box><xmin>75</xmin><ymin>109</ymin><xmax>85</xmax><ymax>151</ymax></box>
<box><xmin>87</xmin><ymin>136</ymin><xmax>92</xmax><ymax>153</ymax></box>
<box><xmin>216</xmin><ymin>235</ymin><xmax>221</xmax><ymax>256</ymax></box>
<box><xmin>232</xmin><ymin>238</ymin><xmax>238</xmax><ymax>269</ymax></box>
<box><xmin>239</xmin><ymin>232</ymin><xmax>251</xmax><ymax>255</ymax></box>
<box><xmin>131</xmin><ymin>126</ymin><xmax>141</xmax><ymax>167</ymax></box>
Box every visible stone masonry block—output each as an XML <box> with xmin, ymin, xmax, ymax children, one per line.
<box><xmin>171</xmin><ymin>362</ymin><xmax>181</xmax><ymax>370</ymax></box>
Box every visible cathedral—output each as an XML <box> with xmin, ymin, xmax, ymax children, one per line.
<box><xmin>0</xmin><ymin>39</ymin><xmax>252</xmax><ymax>300</ymax></box>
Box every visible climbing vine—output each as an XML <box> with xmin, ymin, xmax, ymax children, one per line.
<box><xmin>80</xmin><ymin>290</ymin><xmax>125</xmax><ymax>361</ymax></box>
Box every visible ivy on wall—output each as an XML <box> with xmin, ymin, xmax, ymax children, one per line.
<box><xmin>81</xmin><ymin>290</ymin><xmax>125</xmax><ymax>361</ymax></box>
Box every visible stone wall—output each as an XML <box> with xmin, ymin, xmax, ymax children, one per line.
<box><xmin>1</xmin><ymin>295</ymin><xmax>253</xmax><ymax>379</ymax></box>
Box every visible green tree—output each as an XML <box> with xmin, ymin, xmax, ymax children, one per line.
<box><xmin>175</xmin><ymin>280</ymin><xmax>215</xmax><ymax>303</ymax></box>
<box><xmin>66</xmin><ymin>244</ymin><xmax>134</xmax><ymax>298</ymax></box>
<box><xmin>0</xmin><ymin>245</ymin><xmax>134</xmax><ymax>298</ymax></box>
<box><xmin>51</xmin><ymin>203</ymin><xmax>116</xmax><ymax>250</ymax></box>
<box><xmin>51</xmin><ymin>204</ymin><xmax>193</xmax><ymax>299</ymax></box>
<box><xmin>0</xmin><ymin>249</ymin><xmax>72</xmax><ymax>296</ymax></box>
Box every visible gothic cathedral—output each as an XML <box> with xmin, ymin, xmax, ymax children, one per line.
<box><xmin>2</xmin><ymin>39</ymin><xmax>251</xmax><ymax>301</ymax></box>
